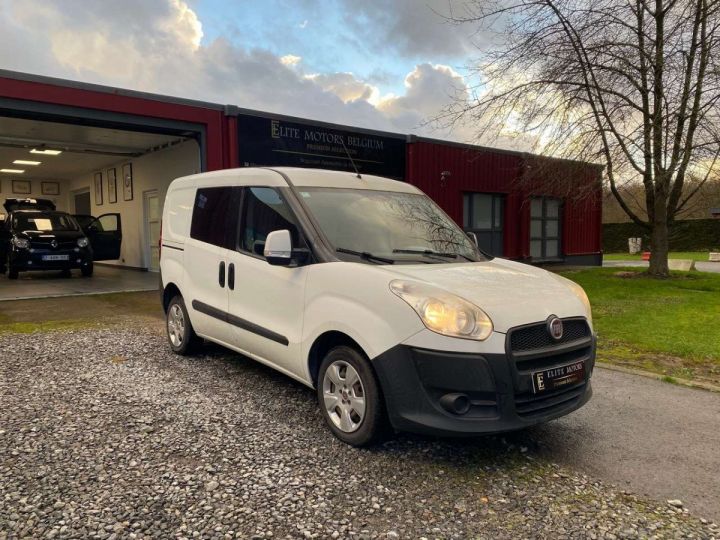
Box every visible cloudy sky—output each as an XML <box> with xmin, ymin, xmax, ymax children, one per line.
<box><xmin>0</xmin><ymin>0</ymin><xmax>509</xmax><ymax>143</ymax></box>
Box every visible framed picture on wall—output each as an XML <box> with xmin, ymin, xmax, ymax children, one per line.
<box><xmin>107</xmin><ymin>168</ymin><xmax>117</xmax><ymax>204</ymax></box>
<box><xmin>94</xmin><ymin>172</ymin><xmax>103</xmax><ymax>206</ymax></box>
<box><xmin>41</xmin><ymin>181</ymin><xmax>60</xmax><ymax>196</ymax></box>
<box><xmin>122</xmin><ymin>163</ymin><xmax>133</xmax><ymax>201</ymax></box>
<box><xmin>12</xmin><ymin>179</ymin><xmax>31</xmax><ymax>194</ymax></box>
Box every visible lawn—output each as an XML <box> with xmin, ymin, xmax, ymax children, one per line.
<box><xmin>603</xmin><ymin>251</ymin><xmax>712</xmax><ymax>262</ymax></box>
<box><xmin>560</xmin><ymin>267</ymin><xmax>720</xmax><ymax>386</ymax></box>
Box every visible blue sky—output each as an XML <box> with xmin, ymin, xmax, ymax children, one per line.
<box><xmin>0</xmin><ymin>0</ymin><xmax>508</xmax><ymax>143</ymax></box>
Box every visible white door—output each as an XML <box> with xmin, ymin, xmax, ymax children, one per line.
<box><xmin>182</xmin><ymin>186</ymin><xmax>234</xmax><ymax>345</ymax></box>
<box><xmin>144</xmin><ymin>190</ymin><xmax>161</xmax><ymax>271</ymax></box>
<box><xmin>226</xmin><ymin>186</ymin><xmax>308</xmax><ymax>378</ymax></box>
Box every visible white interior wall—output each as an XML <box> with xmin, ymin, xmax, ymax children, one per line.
<box><xmin>67</xmin><ymin>139</ymin><xmax>200</xmax><ymax>269</ymax></box>
<box><xmin>0</xmin><ymin>177</ymin><xmax>70</xmax><ymax>213</ymax></box>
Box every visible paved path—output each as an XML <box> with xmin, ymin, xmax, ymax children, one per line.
<box><xmin>523</xmin><ymin>367</ymin><xmax>720</xmax><ymax>522</ymax></box>
<box><xmin>0</xmin><ymin>264</ymin><xmax>158</xmax><ymax>301</ymax></box>
<box><xmin>603</xmin><ymin>260</ymin><xmax>720</xmax><ymax>273</ymax></box>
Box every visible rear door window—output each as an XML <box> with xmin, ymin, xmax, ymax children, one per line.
<box><xmin>190</xmin><ymin>187</ymin><xmax>234</xmax><ymax>248</ymax></box>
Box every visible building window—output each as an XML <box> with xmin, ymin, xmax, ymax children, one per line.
<box><xmin>530</xmin><ymin>197</ymin><xmax>562</xmax><ymax>259</ymax></box>
<box><xmin>463</xmin><ymin>193</ymin><xmax>504</xmax><ymax>256</ymax></box>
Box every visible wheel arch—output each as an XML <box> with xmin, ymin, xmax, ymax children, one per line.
<box><xmin>307</xmin><ymin>330</ymin><xmax>369</xmax><ymax>389</ymax></box>
<box><xmin>162</xmin><ymin>282</ymin><xmax>182</xmax><ymax>313</ymax></box>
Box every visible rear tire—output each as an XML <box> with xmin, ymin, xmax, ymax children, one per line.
<box><xmin>166</xmin><ymin>295</ymin><xmax>201</xmax><ymax>355</ymax></box>
<box><xmin>81</xmin><ymin>264</ymin><xmax>93</xmax><ymax>277</ymax></box>
<box><xmin>317</xmin><ymin>346</ymin><xmax>389</xmax><ymax>447</ymax></box>
<box><xmin>8</xmin><ymin>266</ymin><xmax>18</xmax><ymax>280</ymax></box>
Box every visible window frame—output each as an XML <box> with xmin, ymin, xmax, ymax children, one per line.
<box><xmin>529</xmin><ymin>196</ymin><xmax>563</xmax><ymax>260</ymax></box>
<box><xmin>234</xmin><ymin>185</ymin><xmax>312</xmax><ymax>264</ymax></box>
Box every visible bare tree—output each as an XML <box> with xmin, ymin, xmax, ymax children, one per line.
<box><xmin>444</xmin><ymin>0</ymin><xmax>720</xmax><ymax>276</ymax></box>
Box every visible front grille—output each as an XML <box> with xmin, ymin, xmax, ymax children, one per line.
<box><xmin>510</xmin><ymin>318</ymin><xmax>590</xmax><ymax>352</ymax></box>
<box><xmin>515</xmin><ymin>382</ymin><xmax>586</xmax><ymax>417</ymax></box>
<box><xmin>507</xmin><ymin>317</ymin><xmax>593</xmax><ymax>418</ymax></box>
<box><xmin>31</xmin><ymin>240</ymin><xmax>76</xmax><ymax>250</ymax></box>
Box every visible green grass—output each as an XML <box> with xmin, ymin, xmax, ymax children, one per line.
<box><xmin>560</xmin><ymin>267</ymin><xmax>720</xmax><ymax>385</ymax></box>
<box><xmin>603</xmin><ymin>251</ymin><xmax>712</xmax><ymax>262</ymax></box>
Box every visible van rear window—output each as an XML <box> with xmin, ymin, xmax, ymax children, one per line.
<box><xmin>190</xmin><ymin>187</ymin><xmax>233</xmax><ymax>247</ymax></box>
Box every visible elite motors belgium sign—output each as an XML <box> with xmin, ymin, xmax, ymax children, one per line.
<box><xmin>237</xmin><ymin>112</ymin><xmax>406</xmax><ymax>179</ymax></box>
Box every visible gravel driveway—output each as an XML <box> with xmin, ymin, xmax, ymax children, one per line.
<box><xmin>1</xmin><ymin>327</ymin><xmax>716</xmax><ymax>539</ymax></box>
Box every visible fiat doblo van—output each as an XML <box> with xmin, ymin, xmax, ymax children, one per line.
<box><xmin>160</xmin><ymin>168</ymin><xmax>595</xmax><ymax>446</ymax></box>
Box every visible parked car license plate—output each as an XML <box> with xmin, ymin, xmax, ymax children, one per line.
<box><xmin>532</xmin><ymin>361</ymin><xmax>585</xmax><ymax>394</ymax></box>
<box><xmin>42</xmin><ymin>254</ymin><xmax>69</xmax><ymax>261</ymax></box>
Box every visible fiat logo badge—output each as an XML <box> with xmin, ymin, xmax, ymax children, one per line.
<box><xmin>50</xmin><ymin>239</ymin><xmax>58</xmax><ymax>249</ymax></box>
<box><xmin>547</xmin><ymin>315</ymin><xmax>564</xmax><ymax>341</ymax></box>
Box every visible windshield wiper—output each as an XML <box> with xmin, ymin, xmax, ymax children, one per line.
<box><xmin>336</xmin><ymin>247</ymin><xmax>395</xmax><ymax>264</ymax></box>
<box><xmin>392</xmin><ymin>249</ymin><xmax>476</xmax><ymax>263</ymax></box>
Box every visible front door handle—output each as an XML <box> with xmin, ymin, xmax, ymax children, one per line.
<box><xmin>219</xmin><ymin>261</ymin><xmax>226</xmax><ymax>287</ymax></box>
<box><xmin>228</xmin><ymin>263</ymin><xmax>235</xmax><ymax>290</ymax></box>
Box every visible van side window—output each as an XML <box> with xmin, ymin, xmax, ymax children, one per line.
<box><xmin>190</xmin><ymin>187</ymin><xmax>232</xmax><ymax>247</ymax></box>
<box><xmin>239</xmin><ymin>187</ymin><xmax>300</xmax><ymax>257</ymax></box>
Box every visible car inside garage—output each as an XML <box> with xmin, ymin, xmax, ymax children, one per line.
<box><xmin>0</xmin><ymin>114</ymin><xmax>202</xmax><ymax>298</ymax></box>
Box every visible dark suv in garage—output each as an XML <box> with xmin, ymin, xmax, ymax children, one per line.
<box><xmin>0</xmin><ymin>198</ymin><xmax>122</xmax><ymax>279</ymax></box>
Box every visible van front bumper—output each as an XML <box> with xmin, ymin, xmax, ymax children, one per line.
<box><xmin>372</xmin><ymin>334</ymin><xmax>595</xmax><ymax>436</ymax></box>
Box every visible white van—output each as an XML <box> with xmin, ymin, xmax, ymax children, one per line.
<box><xmin>160</xmin><ymin>167</ymin><xmax>595</xmax><ymax>446</ymax></box>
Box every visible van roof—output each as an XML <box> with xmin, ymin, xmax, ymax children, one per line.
<box><xmin>170</xmin><ymin>167</ymin><xmax>421</xmax><ymax>194</ymax></box>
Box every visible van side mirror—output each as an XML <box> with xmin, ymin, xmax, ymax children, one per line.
<box><xmin>264</xmin><ymin>229</ymin><xmax>292</xmax><ymax>266</ymax></box>
<box><xmin>466</xmin><ymin>231</ymin><xmax>479</xmax><ymax>247</ymax></box>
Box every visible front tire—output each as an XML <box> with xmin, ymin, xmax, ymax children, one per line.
<box><xmin>317</xmin><ymin>346</ymin><xmax>389</xmax><ymax>447</ymax></box>
<box><xmin>81</xmin><ymin>263</ymin><xmax>93</xmax><ymax>277</ymax></box>
<box><xmin>166</xmin><ymin>295</ymin><xmax>200</xmax><ymax>355</ymax></box>
<box><xmin>8</xmin><ymin>266</ymin><xmax>18</xmax><ymax>279</ymax></box>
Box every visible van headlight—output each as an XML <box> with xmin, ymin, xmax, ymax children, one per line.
<box><xmin>390</xmin><ymin>280</ymin><xmax>493</xmax><ymax>340</ymax></box>
<box><xmin>12</xmin><ymin>237</ymin><xmax>30</xmax><ymax>249</ymax></box>
<box><xmin>77</xmin><ymin>237</ymin><xmax>89</xmax><ymax>248</ymax></box>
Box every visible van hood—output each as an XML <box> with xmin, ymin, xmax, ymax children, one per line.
<box><xmin>388</xmin><ymin>258</ymin><xmax>589</xmax><ymax>334</ymax></box>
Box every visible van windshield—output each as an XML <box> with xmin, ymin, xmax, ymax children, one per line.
<box><xmin>12</xmin><ymin>212</ymin><xmax>79</xmax><ymax>232</ymax></box>
<box><xmin>299</xmin><ymin>188</ymin><xmax>488</xmax><ymax>263</ymax></box>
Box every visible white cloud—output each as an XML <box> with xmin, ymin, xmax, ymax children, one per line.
<box><xmin>280</xmin><ymin>54</ymin><xmax>302</xmax><ymax>66</ymax></box>
<box><xmin>0</xmin><ymin>0</ymin><xmax>497</xmax><ymax>143</ymax></box>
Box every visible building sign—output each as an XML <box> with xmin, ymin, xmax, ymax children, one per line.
<box><xmin>237</xmin><ymin>113</ymin><xmax>406</xmax><ymax>179</ymax></box>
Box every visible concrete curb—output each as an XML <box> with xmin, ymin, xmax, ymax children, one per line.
<box><xmin>597</xmin><ymin>362</ymin><xmax>720</xmax><ymax>393</ymax></box>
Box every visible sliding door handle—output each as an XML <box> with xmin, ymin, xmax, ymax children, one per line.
<box><xmin>228</xmin><ymin>263</ymin><xmax>235</xmax><ymax>290</ymax></box>
<box><xmin>219</xmin><ymin>261</ymin><xmax>226</xmax><ymax>287</ymax></box>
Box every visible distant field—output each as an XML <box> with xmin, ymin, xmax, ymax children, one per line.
<box><xmin>603</xmin><ymin>251</ymin><xmax>711</xmax><ymax>262</ymax></box>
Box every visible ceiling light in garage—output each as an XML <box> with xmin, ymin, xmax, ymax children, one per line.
<box><xmin>13</xmin><ymin>160</ymin><xmax>41</xmax><ymax>166</ymax></box>
<box><xmin>30</xmin><ymin>148</ymin><xmax>62</xmax><ymax>155</ymax></box>
<box><xmin>0</xmin><ymin>168</ymin><xmax>25</xmax><ymax>173</ymax></box>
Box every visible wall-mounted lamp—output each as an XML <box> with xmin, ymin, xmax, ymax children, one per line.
<box><xmin>440</xmin><ymin>170</ymin><xmax>451</xmax><ymax>187</ymax></box>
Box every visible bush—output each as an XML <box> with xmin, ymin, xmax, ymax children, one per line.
<box><xmin>603</xmin><ymin>219</ymin><xmax>720</xmax><ymax>252</ymax></box>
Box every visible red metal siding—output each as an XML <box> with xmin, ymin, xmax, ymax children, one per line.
<box><xmin>406</xmin><ymin>141</ymin><xmax>602</xmax><ymax>260</ymax></box>
<box><xmin>0</xmin><ymin>76</ymin><xmax>227</xmax><ymax>171</ymax></box>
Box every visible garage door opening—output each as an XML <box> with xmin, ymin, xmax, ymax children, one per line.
<box><xmin>0</xmin><ymin>115</ymin><xmax>201</xmax><ymax>296</ymax></box>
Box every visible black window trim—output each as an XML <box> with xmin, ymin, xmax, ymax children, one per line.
<box><xmin>529</xmin><ymin>196</ymin><xmax>563</xmax><ymax>261</ymax></box>
<box><xmin>233</xmin><ymin>185</ymin><xmax>315</xmax><ymax>266</ymax></box>
<box><xmin>462</xmin><ymin>192</ymin><xmax>505</xmax><ymax>234</ymax></box>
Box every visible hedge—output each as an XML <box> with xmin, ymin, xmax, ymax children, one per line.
<box><xmin>603</xmin><ymin>219</ymin><xmax>720</xmax><ymax>252</ymax></box>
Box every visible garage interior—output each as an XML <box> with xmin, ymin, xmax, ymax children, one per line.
<box><xmin>0</xmin><ymin>114</ymin><xmax>202</xmax><ymax>299</ymax></box>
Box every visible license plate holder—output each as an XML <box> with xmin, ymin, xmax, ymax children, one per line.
<box><xmin>42</xmin><ymin>254</ymin><xmax>70</xmax><ymax>261</ymax></box>
<box><xmin>532</xmin><ymin>361</ymin><xmax>585</xmax><ymax>394</ymax></box>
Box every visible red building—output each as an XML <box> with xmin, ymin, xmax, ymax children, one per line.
<box><xmin>0</xmin><ymin>70</ymin><xmax>602</xmax><ymax>270</ymax></box>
